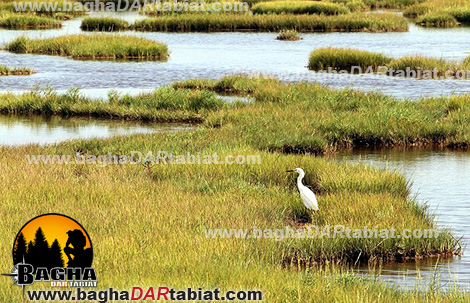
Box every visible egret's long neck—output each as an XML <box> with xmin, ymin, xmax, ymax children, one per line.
<box><xmin>297</xmin><ymin>173</ymin><xmax>304</xmax><ymax>188</ymax></box>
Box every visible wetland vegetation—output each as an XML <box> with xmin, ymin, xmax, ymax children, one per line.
<box><xmin>0</xmin><ymin>13</ymin><xmax>61</xmax><ymax>29</ymax></box>
<box><xmin>308</xmin><ymin>47</ymin><xmax>470</xmax><ymax>79</ymax></box>
<box><xmin>131</xmin><ymin>13</ymin><xmax>408</xmax><ymax>32</ymax></box>
<box><xmin>80</xmin><ymin>16</ymin><xmax>130</xmax><ymax>31</ymax></box>
<box><xmin>1</xmin><ymin>0</ymin><xmax>470</xmax><ymax>301</ymax></box>
<box><xmin>6</xmin><ymin>34</ymin><xmax>169</xmax><ymax>61</ymax></box>
<box><xmin>276</xmin><ymin>29</ymin><xmax>302</xmax><ymax>40</ymax></box>
<box><xmin>251</xmin><ymin>1</ymin><xmax>350</xmax><ymax>15</ymax></box>
<box><xmin>0</xmin><ymin>86</ymin><xmax>224</xmax><ymax>122</ymax></box>
<box><xmin>174</xmin><ymin>75</ymin><xmax>470</xmax><ymax>153</ymax></box>
<box><xmin>0</xmin><ymin>0</ymin><xmax>85</xmax><ymax>28</ymax></box>
<box><xmin>0</xmin><ymin>65</ymin><xmax>34</xmax><ymax>76</ymax></box>
<box><xmin>0</xmin><ymin>75</ymin><xmax>467</xmax><ymax>302</ymax></box>
<box><xmin>404</xmin><ymin>0</ymin><xmax>470</xmax><ymax>26</ymax></box>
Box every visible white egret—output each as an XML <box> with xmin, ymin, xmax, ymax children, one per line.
<box><xmin>286</xmin><ymin>168</ymin><xmax>319</xmax><ymax>211</ymax></box>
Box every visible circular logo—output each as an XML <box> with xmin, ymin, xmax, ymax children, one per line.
<box><xmin>12</xmin><ymin>214</ymin><xmax>93</xmax><ymax>270</ymax></box>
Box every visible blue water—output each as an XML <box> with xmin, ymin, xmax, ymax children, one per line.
<box><xmin>1</xmin><ymin>12</ymin><xmax>470</xmax><ymax>98</ymax></box>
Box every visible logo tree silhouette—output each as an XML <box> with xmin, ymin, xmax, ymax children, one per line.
<box><xmin>22</xmin><ymin>228</ymin><xmax>66</xmax><ymax>269</ymax></box>
<box><xmin>49</xmin><ymin>239</ymin><xmax>65</xmax><ymax>268</ymax></box>
<box><xmin>27</xmin><ymin>227</ymin><xmax>50</xmax><ymax>268</ymax></box>
<box><xmin>13</xmin><ymin>232</ymin><xmax>27</xmax><ymax>265</ymax></box>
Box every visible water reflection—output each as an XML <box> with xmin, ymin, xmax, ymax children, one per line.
<box><xmin>0</xmin><ymin>114</ymin><xmax>190</xmax><ymax>146</ymax></box>
<box><xmin>329</xmin><ymin>148</ymin><xmax>470</xmax><ymax>290</ymax></box>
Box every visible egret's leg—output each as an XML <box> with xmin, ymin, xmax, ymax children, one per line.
<box><xmin>311</xmin><ymin>210</ymin><xmax>323</xmax><ymax>226</ymax></box>
<box><xmin>310</xmin><ymin>211</ymin><xmax>318</xmax><ymax>225</ymax></box>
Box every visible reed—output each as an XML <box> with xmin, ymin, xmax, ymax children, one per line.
<box><xmin>0</xmin><ymin>0</ymin><xmax>86</xmax><ymax>15</ymax></box>
<box><xmin>133</xmin><ymin>12</ymin><xmax>409</xmax><ymax>32</ymax></box>
<box><xmin>403</xmin><ymin>3</ymin><xmax>431</xmax><ymax>17</ymax></box>
<box><xmin>416</xmin><ymin>12</ymin><xmax>459</xmax><ymax>27</ymax></box>
<box><xmin>6</xmin><ymin>34</ymin><xmax>169</xmax><ymax>61</ymax></box>
<box><xmin>142</xmin><ymin>1</ymin><xmax>249</xmax><ymax>15</ymax></box>
<box><xmin>308</xmin><ymin>47</ymin><xmax>470</xmax><ymax>79</ymax></box>
<box><xmin>308</xmin><ymin>47</ymin><xmax>392</xmax><ymax>71</ymax></box>
<box><xmin>176</xmin><ymin>75</ymin><xmax>470</xmax><ymax>152</ymax></box>
<box><xmin>80</xmin><ymin>17</ymin><xmax>130</xmax><ymax>31</ymax></box>
<box><xmin>252</xmin><ymin>1</ymin><xmax>349</xmax><ymax>15</ymax></box>
<box><xmin>387</xmin><ymin>56</ymin><xmax>459</xmax><ymax>76</ymax></box>
<box><xmin>404</xmin><ymin>0</ymin><xmax>470</xmax><ymax>25</ymax></box>
<box><xmin>0</xmin><ymin>14</ymin><xmax>61</xmax><ymax>29</ymax></box>
<box><xmin>276</xmin><ymin>29</ymin><xmax>302</xmax><ymax>40</ymax></box>
<box><xmin>363</xmin><ymin>0</ymin><xmax>425</xmax><ymax>8</ymax></box>
<box><xmin>0</xmin><ymin>86</ymin><xmax>225</xmax><ymax>122</ymax></box>
<box><xmin>329</xmin><ymin>0</ymin><xmax>368</xmax><ymax>11</ymax></box>
<box><xmin>0</xmin><ymin>65</ymin><xmax>35</xmax><ymax>76</ymax></box>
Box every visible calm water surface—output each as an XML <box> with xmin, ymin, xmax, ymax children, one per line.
<box><xmin>330</xmin><ymin>149</ymin><xmax>470</xmax><ymax>290</ymax></box>
<box><xmin>2</xmin><ymin>12</ymin><xmax>470</xmax><ymax>98</ymax></box>
<box><xmin>0</xmin><ymin>115</ymin><xmax>190</xmax><ymax>146</ymax></box>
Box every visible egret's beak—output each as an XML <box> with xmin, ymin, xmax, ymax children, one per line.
<box><xmin>286</xmin><ymin>170</ymin><xmax>295</xmax><ymax>173</ymax></box>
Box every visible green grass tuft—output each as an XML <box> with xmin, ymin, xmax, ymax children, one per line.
<box><xmin>308</xmin><ymin>47</ymin><xmax>393</xmax><ymax>71</ymax></box>
<box><xmin>0</xmin><ymin>14</ymin><xmax>61</xmax><ymax>29</ymax></box>
<box><xmin>0</xmin><ymin>65</ymin><xmax>35</xmax><ymax>76</ymax></box>
<box><xmin>276</xmin><ymin>29</ymin><xmax>302</xmax><ymax>40</ymax></box>
<box><xmin>416</xmin><ymin>12</ymin><xmax>459</xmax><ymax>27</ymax></box>
<box><xmin>133</xmin><ymin>12</ymin><xmax>409</xmax><ymax>32</ymax></box>
<box><xmin>0</xmin><ymin>86</ymin><xmax>225</xmax><ymax>122</ymax></box>
<box><xmin>80</xmin><ymin>17</ymin><xmax>130</xmax><ymax>31</ymax></box>
<box><xmin>6</xmin><ymin>34</ymin><xmax>169</xmax><ymax>61</ymax></box>
<box><xmin>252</xmin><ymin>1</ymin><xmax>350</xmax><ymax>15</ymax></box>
<box><xmin>307</xmin><ymin>47</ymin><xmax>470</xmax><ymax>79</ymax></box>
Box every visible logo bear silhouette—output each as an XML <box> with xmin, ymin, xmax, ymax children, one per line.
<box><xmin>64</xmin><ymin>229</ymin><xmax>92</xmax><ymax>269</ymax></box>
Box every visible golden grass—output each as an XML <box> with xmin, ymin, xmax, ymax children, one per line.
<box><xmin>0</xmin><ymin>124</ymin><xmax>465</xmax><ymax>302</ymax></box>
<box><xmin>0</xmin><ymin>76</ymin><xmax>467</xmax><ymax>302</ymax></box>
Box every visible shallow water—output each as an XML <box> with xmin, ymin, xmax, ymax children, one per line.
<box><xmin>2</xmin><ymin>12</ymin><xmax>470</xmax><ymax>98</ymax></box>
<box><xmin>330</xmin><ymin>149</ymin><xmax>470</xmax><ymax>290</ymax></box>
<box><xmin>0</xmin><ymin>115</ymin><xmax>189</xmax><ymax>146</ymax></box>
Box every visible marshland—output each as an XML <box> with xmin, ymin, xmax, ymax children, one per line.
<box><xmin>1</xmin><ymin>0</ymin><xmax>470</xmax><ymax>302</ymax></box>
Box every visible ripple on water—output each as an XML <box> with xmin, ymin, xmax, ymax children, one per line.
<box><xmin>330</xmin><ymin>148</ymin><xmax>470</xmax><ymax>290</ymax></box>
<box><xmin>2</xmin><ymin>16</ymin><xmax>470</xmax><ymax>98</ymax></box>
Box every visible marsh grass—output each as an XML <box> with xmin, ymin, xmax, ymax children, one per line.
<box><xmin>308</xmin><ymin>47</ymin><xmax>469</xmax><ymax>79</ymax></box>
<box><xmin>276</xmin><ymin>29</ymin><xmax>302</xmax><ymax>40</ymax></box>
<box><xmin>0</xmin><ymin>136</ymin><xmax>466</xmax><ymax>302</ymax></box>
<box><xmin>80</xmin><ymin>17</ymin><xmax>130</xmax><ymax>31</ymax></box>
<box><xmin>0</xmin><ymin>13</ymin><xmax>61</xmax><ymax>29</ymax></box>
<box><xmin>308</xmin><ymin>47</ymin><xmax>392</xmax><ymax>71</ymax></box>
<box><xmin>0</xmin><ymin>65</ymin><xmax>34</xmax><ymax>75</ymax></box>
<box><xmin>404</xmin><ymin>0</ymin><xmax>470</xmax><ymax>26</ymax></box>
<box><xmin>403</xmin><ymin>3</ymin><xmax>430</xmax><ymax>17</ymax></box>
<box><xmin>6</xmin><ymin>34</ymin><xmax>169</xmax><ymax>61</ymax></box>
<box><xmin>0</xmin><ymin>0</ymin><xmax>86</xmax><ymax>19</ymax></box>
<box><xmin>142</xmin><ymin>1</ymin><xmax>249</xmax><ymax>15</ymax></box>
<box><xmin>173</xmin><ymin>74</ymin><xmax>281</xmax><ymax>94</ymax></box>
<box><xmin>416</xmin><ymin>12</ymin><xmax>459</xmax><ymax>27</ymax></box>
<box><xmin>6</xmin><ymin>0</ymin><xmax>86</xmax><ymax>15</ymax></box>
<box><xmin>0</xmin><ymin>75</ymin><xmax>467</xmax><ymax>301</ymax></box>
<box><xmin>0</xmin><ymin>86</ymin><xmax>224</xmax><ymax>122</ymax></box>
<box><xmin>133</xmin><ymin>12</ymin><xmax>409</xmax><ymax>32</ymax></box>
<box><xmin>387</xmin><ymin>56</ymin><xmax>459</xmax><ymax>76</ymax></box>
<box><xmin>252</xmin><ymin>1</ymin><xmax>350</xmax><ymax>15</ymax></box>
<box><xmin>363</xmin><ymin>0</ymin><xmax>425</xmax><ymax>8</ymax></box>
<box><xmin>325</xmin><ymin>0</ymin><xmax>368</xmax><ymax>11</ymax></box>
<box><xmin>176</xmin><ymin>75</ymin><xmax>470</xmax><ymax>152</ymax></box>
